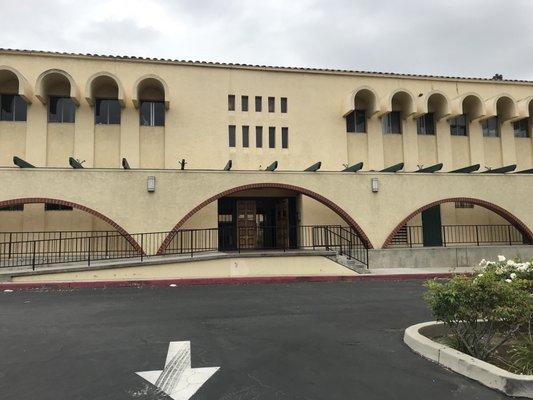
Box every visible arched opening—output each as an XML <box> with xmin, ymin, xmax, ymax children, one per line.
<box><xmin>0</xmin><ymin>69</ymin><xmax>27</xmax><ymax>122</ymax></box>
<box><xmin>37</xmin><ymin>70</ymin><xmax>77</xmax><ymax>123</ymax></box>
<box><xmin>382</xmin><ymin>90</ymin><xmax>415</xmax><ymax>134</ymax></box>
<box><xmin>136</xmin><ymin>77</ymin><xmax>166</xmax><ymax>127</ymax></box>
<box><xmin>88</xmin><ymin>75</ymin><xmax>122</xmax><ymax>125</ymax></box>
<box><xmin>345</xmin><ymin>88</ymin><xmax>377</xmax><ymax>134</ymax></box>
<box><xmin>0</xmin><ymin>198</ymin><xmax>142</xmax><ymax>266</ymax></box>
<box><xmin>427</xmin><ymin>92</ymin><xmax>449</xmax><ymax>121</ymax></box>
<box><xmin>157</xmin><ymin>183</ymin><xmax>372</xmax><ymax>256</ymax></box>
<box><xmin>383</xmin><ymin>197</ymin><xmax>532</xmax><ymax>248</ymax></box>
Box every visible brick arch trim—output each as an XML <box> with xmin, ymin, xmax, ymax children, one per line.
<box><xmin>382</xmin><ymin>197</ymin><xmax>533</xmax><ymax>248</ymax></box>
<box><xmin>158</xmin><ymin>183</ymin><xmax>373</xmax><ymax>254</ymax></box>
<box><xmin>0</xmin><ymin>198</ymin><xmax>142</xmax><ymax>253</ymax></box>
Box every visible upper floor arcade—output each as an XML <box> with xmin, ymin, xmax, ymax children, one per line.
<box><xmin>0</xmin><ymin>49</ymin><xmax>532</xmax><ymax>172</ymax></box>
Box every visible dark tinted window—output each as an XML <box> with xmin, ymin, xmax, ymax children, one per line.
<box><xmin>255</xmin><ymin>96</ymin><xmax>262</xmax><ymax>112</ymax></box>
<box><xmin>1</xmin><ymin>94</ymin><xmax>14</xmax><ymax>121</ymax></box>
<box><xmin>382</xmin><ymin>111</ymin><xmax>401</xmax><ymax>134</ymax></box>
<box><xmin>0</xmin><ymin>204</ymin><xmax>24</xmax><ymax>211</ymax></box>
<box><xmin>228</xmin><ymin>125</ymin><xmax>236</xmax><ymax>147</ymax></box>
<box><xmin>355</xmin><ymin>109</ymin><xmax>366</xmax><ymax>133</ymax></box>
<box><xmin>256</xmin><ymin>126</ymin><xmax>263</xmax><ymax>148</ymax></box>
<box><xmin>482</xmin><ymin>116</ymin><xmax>499</xmax><ymax>137</ymax></box>
<box><xmin>48</xmin><ymin>96</ymin><xmax>76</xmax><ymax>123</ymax></box>
<box><xmin>281</xmin><ymin>97</ymin><xmax>287</xmax><ymax>113</ymax></box>
<box><xmin>269</xmin><ymin>126</ymin><xmax>275</xmax><ymax>148</ymax></box>
<box><xmin>268</xmin><ymin>97</ymin><xmax>275</xmax><ymax>113</ymax></box>
<box><xmin>346</xmin><ymin>111</ymin><xmax>355</xmax><ymax>132</ymax></box>
<box><xmin>241</xmin><ymin>96</ymin><xmax>248</xmax><ymax>112</ymax></box>
<box><xmin>282</xmin><ymin>127</ymin><xmax>288</xmax><ymax>148</ymax></box>
<box><xmin>228</xmin><ymin>95</ymin><xmax>235</xmax><ymax>111</ymax></box>
<box><xmin>416</xmin><ymin>113</ymin><xmax>435</xmax><ymax>135</ymax></box>
<box><xmin>140</xmin><ymin>101</ymin><xmax>165</xmax><ymax>126</ymax></box>
<box><xmin>242</xmin><ymin>125</ymin><xmax>249</xmax><ymax>147</ymax></box>
<box><xmin>513</xmin><ymin>118</ymin><xmax>530</xmax><ymax>138</ymax></box>
<box><xmin>0</xmin><ymin>94</ymin><xmax>28</xmax><ymax>121</ymax></box>
<box><xmin>450</xmin><ymin>114</ymin><xmax>468</xmax><ymax>136</ymax></box>
<box><xmin>95</xmin><ymin>99</ymin><xmax>121</xmax><ymax>125</ymax></box>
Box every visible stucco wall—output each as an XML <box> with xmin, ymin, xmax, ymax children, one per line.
<box><xmin>0</xmin><ymin>168</ymin><xmax>530</xmax><ymax>249</ymax></box>
<box><xmin>0</xmin><ymin>51</ymin><xmax>531</xmax><ymax>173</ymax></box>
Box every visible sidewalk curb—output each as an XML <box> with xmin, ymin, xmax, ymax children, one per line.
<box><xmin>0</xmin><ymin>272</ymin><xmax>456</xmax><ymax>290</ymax></box>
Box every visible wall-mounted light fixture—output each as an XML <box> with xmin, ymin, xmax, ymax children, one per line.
<box><xmin>371</xmin><ymin>177</ymin><xmax>379</xmax><ymax>193</ymax></box>
<box><xmin>147</xmin><ymin>176</ymin><xmax>156</xmax><ymax>192</ymax></box>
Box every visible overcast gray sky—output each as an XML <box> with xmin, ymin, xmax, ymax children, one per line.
<box><xmin>1</xmin><ymin>0</ymin><xmax>532</xmax><ymax>80</ymax></box>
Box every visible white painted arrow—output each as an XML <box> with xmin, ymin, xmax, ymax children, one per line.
<box><xmin>136</xmin><ymin>341</ymin><xmax>219</xmax><ymax>400</ymax></box>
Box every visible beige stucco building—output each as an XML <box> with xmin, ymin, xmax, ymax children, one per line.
<box><xmin>0</xmin><ymin>49</ymin><xmax>532</xmax><ymax>267</ymax></box>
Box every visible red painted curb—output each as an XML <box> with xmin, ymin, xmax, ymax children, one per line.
<box><xmin>0</xmin><ymin>273</ymin><xmax>458</xmax><ymax>291</ymax></box>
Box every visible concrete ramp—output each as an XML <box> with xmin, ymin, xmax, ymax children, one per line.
<box><xmin>10</xmin><ymin>255</ymin><xmax>358</xmax><ymax>283</ymax></box>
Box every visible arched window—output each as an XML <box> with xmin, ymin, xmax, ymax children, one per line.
<box><xmin>88</xmin><ymin>75</ymin><xmax>121</xmax><ymax>125</ymax></box>
<box><xmin>137</xmin><ymin>78</ymin><xmax>166</xmax><ymax>127</ymax></box>
<box><xmin>0</xmin><ymin>69</ymin><xmax>27</xmax><ymax>122</ymax></box>
<box><xmin>346</xmin><ymin>89</ymin><xmax>377</xmax><ymax>133</ymax></box>
<box><xmin>450</xmin><ymin>94</ymin><xmax>484</xmax><ymax>136</ymax></box>
<box><xmin>382</xmin><ymin>91</ymin><xmax>414</xmax><ymax>134</ymax></box>
<box><xmin>40</xmin><ymin>72</ymin><xmax>76</xmax><ymax>123</ymax></box>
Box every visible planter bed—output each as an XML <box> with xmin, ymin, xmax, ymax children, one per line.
<box><xmin>404</xmin><ymin>321</ymin><xmax>533</xmax><ymax>398</ymax></box>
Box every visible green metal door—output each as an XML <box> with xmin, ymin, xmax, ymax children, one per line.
<box><xmin>422</xmin><ymin>205</ymin><xmax>443</xmax><ymax>247</ymax></box>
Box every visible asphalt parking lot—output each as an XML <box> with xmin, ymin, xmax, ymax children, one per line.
<box><xmin>0</xmin><ymin>281</ymin><xmax>511</xmax><ymax>399</ymax></box>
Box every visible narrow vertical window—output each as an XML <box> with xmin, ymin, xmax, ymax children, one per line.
<box><xmin>450</xmin><ymin>114</ymin><xmax>468</xmax><ymax>136</ymax></box>
<box><xmin>382</xmin><ymin>111</ymin><xmax>401</xmax><ymax>134</ymax></box>
<box><xmin>13</xmin><ymin>95</ymin><xmax>27</xmax><ymax>122</ymax></box>
<box><xmin>482</xmin><ymin>116</ymin><xmax>500</xmax><ymax>137</ymax></box>
<box><xmin>255</xmin><ymin>96</ymin><xmax>262</xmax><ymax>112</ymax></box>
<box><xmin>281</xmin><ymin>97</ymin><xmax>287</xmax><ymax>113</ymax></box>
<box><xmin>228</xmin><ymin>95</ymin><xmax>235</xmax><ymax>111</ymax></box>
<box><xmin>242</xmin><ymin>125</ymin><xmax>249</xmax><ymax>147</ymax></box>
<box><xmin>241</xmin><ymin>95</ymin><xmax>248</xmax><ymax>112</ymax></box>
<box><xmin>256</xmin><ymin>126</ymin><xmax>263</xmax><ymax>148</ymax></box>
<box><xmin>0</xmin><ymin>94</ymin><xmax>14</xmax><ymax>121</ymax></box>
<box><xmin>228</xmin><ymin>125</ymin><xmax>236</xmax><ymax>147</ymax></box>
<box><xmin>282</xmin><ymin>127</ymin><xmax>288</xmax><ymax>148</ymax></box>
<box><xmin>269</xmin><ymin>127</ymin><xmax>275</xmax><ymax>148</ymax></box>
<box><xmin>345</xmin><ymin>111</ymin><xmax>355</xmax><ymax>132</ymax></box>
<box><xmin>268</xmin><ymin>97</ymin><xmax>275</xmax><ymax>113</ymax></box>
<box><xmin>355</xmin><ymin>110</ymin><xmax>366</xmax><ymax>133</ymax></box>
<box><xmin>513</xmin><ymin>118</ymin><xmax>530</xmax><ymax>138</ymax></box>
<box><xmin>416</xmin><ymin>113</ymin><xmax>435</xmax><ymax>135</ymax></box>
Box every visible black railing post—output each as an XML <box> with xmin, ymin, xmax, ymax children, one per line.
<box><xmin>32</xmin><ymin>240</ymin><xmax>36</xmax><ymax>271</ymax></box>
<box><xmin>140</xmin><ymin>233</ymin><xmax>144</xmax><ymax>262</ymax></box>
<box><xmin>442</xmin><ymin>226</ymin><xmax>447</xmax><ymax>247</ymax></box>
<box><xmin>58</xmin><ymin>232</ymin><xmax>62</xmax><ymax>261</ymax></box>
<box><xmin>408</xmin><ymin>227</ymin><xmax>412</xmax><ymax>248</ymax></box>
<box><xmin>508</xmin><ymin>225</ymin><xmax>512</xmax><ymax>245</ymax></box>
<box><xmin>325</xmin><ymin>227</ymin><xmax>330</xmax><ymax>251</ymax></box>
<box><xmin>8</xmin><ymin>232</ymin><xmax>12</xmax><ymax>259</ymax></box>
<box><xmin>312</xmin><ymin>227</ymin><xmax>316</xmax><ymax>250</ymax></box>
<box><xmin>191</xmin><ymin>231</ymin><xmax>194</xmax><ymax>258</ymax></box>
<box><xmin>475</xmin><ymin>225</ymin><xmax>480</xmax><ymax>246</ymax></box>
<box><xmin>105</xmin><ymin>232</ymin><xmax>109</xmax><ymax>258</ymax></box>
<box><xmin>87</xmin><ymin>237</ymin><xmax>91</xmax><ymax>266</ymax></box>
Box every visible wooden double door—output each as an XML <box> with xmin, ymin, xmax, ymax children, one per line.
<box><xmin>235</xmin><ymin>199</ymin><xmax>290</xmax><ymax>249</ymax></box>
<box><xmin>236</xmin><ymin>200</ymin><xmax>257</xmax><ymax>249</ymax></box>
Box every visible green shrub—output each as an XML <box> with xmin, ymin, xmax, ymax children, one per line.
<box><xmin>424</xmin><ymin>256</ymin><xmax>532</xmax><ymax>361</ymax></box>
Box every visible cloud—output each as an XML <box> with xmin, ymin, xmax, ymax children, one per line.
<box><xmin>1</xmin><ymin>0</ymin><xmax>532</xmax><ymax>80</ymax></box>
